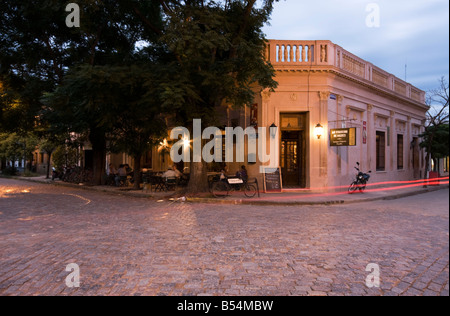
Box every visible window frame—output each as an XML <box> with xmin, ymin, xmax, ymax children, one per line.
<box><xmin>376</xmin><ymin>131</ymin><xmax>386</xmax><ymax>171</ymax></box>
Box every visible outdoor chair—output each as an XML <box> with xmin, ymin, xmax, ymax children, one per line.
<box><xmin>118</xmin><ymin>176</ymin><xmax>128</xmax><ymax>187</ymax></box>
<box><xmin>165</xmin><ymin>177</ymin><xmax>178</xmax><ymax>191</ymax></box>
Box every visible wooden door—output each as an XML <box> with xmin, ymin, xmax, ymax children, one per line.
<box><xmin>281</xmin><ymin>131</ymin><xmax>301</xmax><ymax>187</ymax></box>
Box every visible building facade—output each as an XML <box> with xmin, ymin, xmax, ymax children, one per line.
<box><xmin>108</xmin><ymin>40</ymin><xmax>429</xmax><ymax>191</ymax></box>
<box><xmin>248</xmin><ymin>40</ymin><xmax>428</xmax><ymax>190</ymax></box>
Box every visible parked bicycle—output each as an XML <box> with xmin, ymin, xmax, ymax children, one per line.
<box><xmin>211</xmin><ymin>177</ymin><xmax>257</xmax><ymax>198</ymax></box>
<box><xmin>61</xmin><ymin>166</ymin><xmax>93</xmax><ymax>184</ymax></box>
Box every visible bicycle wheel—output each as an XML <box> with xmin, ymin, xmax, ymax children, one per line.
<box><xmin>212</xmin><ymin>181</ymin><xmax>229</xmax><ymax>198</ymax></box>
<box><xmin>244</xmin><ymin>184</ymin><xmax>257</xmax><ymax>198</ymax></box>
<box><xmin>348</xmin><ymin>181</ymin><xmax>358</xmax><ymax>194</ymax></box>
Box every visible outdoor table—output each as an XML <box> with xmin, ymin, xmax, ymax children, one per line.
<box><xmin>153</xmin><ymin>176</ymin><xmax>168</xmax><ymax>192</ymax></box>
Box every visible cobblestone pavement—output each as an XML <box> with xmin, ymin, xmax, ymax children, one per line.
<box><xmin>0</xmin><ymin>178</ymin><xmax>448</xmax><ymax>296</ymax></box>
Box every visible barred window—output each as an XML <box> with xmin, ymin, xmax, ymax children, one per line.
<box><xmin>397</xmin><ymin>134</ymin><xmax>404</xmax><ymax>170</ymax></box>
<box><xmin>376</xmin><ymin>131</ymin><xmax>386</xmax><ymax>171</ymax></box>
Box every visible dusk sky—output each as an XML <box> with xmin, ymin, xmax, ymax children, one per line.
<box><xmin>262</xmin><ymin>0</ymin><xmax>449</xmax><ymax>93</ymax></box>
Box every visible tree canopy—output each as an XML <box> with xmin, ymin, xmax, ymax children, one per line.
<box><xmin>156</xmin><ymin>0</ymin><xmax>279</xmax><ymax>191</ymax></box>
<box><xmin>420</xmin><ymin>124</ymin><xmax>449</xmax><ymax>160</ymax></box>
<box><xmin>1</xmin><ymin>0</ymin><xmax>279</xmax><ymax>189</ymax></box>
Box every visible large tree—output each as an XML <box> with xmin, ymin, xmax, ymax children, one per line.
<box><xmin>156</xmin><ymin>0</ymin><xmax>279</xmax><ymax>193</ymax></box>
<box><xmin>108</xmin><ymin>65</ymin><xmax>167</xmax><ymax>189</ymax></box>
<box><xmin>45</xmin><ymin>63</ymin><xmax>166</xmax><ymax>188</ymax></box>
<box><xmin>1</xmin><ymin>0</ymin><xmax>164</xmax><ymax>183</ymax></box>
<box><xmin>0</xmin><ymin>0</ymin><xmax>76</xmax><ymax>133</ymax></box>
<box><xmin>1</xmin><ymin>1</ymin><xmax>72</xmax><ymax>171</ymax></box>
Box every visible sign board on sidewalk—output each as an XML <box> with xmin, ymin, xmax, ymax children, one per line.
<box><xmin>263</xmin><ymin>167</ymin><xmax>283</xmax><ymax>193</ymax></box>
<box><xmin>330</xmin><ymin>128</ymin><xmax>357</xmax><ymax>147</ymax></box>
<box><xmin>228</xmin><ymin>178</ymin><xmax>244</xmax><ymax>185</ymax></box>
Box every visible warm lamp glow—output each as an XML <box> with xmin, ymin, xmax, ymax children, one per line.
<box><xmin>158</xmin><ymin>139</ymin><xmax>169</xmax><ymax>152</ymax></box>
<box><xmin>314</xmin><ymin>123</ymin><xmax>324</xmax><ymax>139</ymax></box>
<box><xmin>183</xmin><ymin>138</ymin><xmax>190</xmax><ymax>148</ymax></box>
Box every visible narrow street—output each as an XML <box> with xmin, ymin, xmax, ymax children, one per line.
<box><xmin>0</xmin><ymin>178</ymin><xmax>448</xmax><ymax>296</ymax></box>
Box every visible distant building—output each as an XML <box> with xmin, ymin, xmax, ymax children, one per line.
<box><xmin>435</xmin><ymin>157</ymin><xmax>449</xmax><ymax>177</ymax></box>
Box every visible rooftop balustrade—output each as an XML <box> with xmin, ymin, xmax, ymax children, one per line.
<box><xmin>266</xmin><ymin>40</ymin><xmax>426</xmax><ymax>104</ymax></box>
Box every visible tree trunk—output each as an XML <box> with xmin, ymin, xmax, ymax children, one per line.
<box><xmin>89</xmin><ymin>128</ymin><xmax>106</xmax><ymax>186</ymax></box>
<box><xmin>92</xmin><ymin>146</ymin><xmax>106</xmax><ymax>185</ymax></box>
<box><xmin>46</xmin><ymin>152</ymin><xmax>52</xmax><ymax>179</ymax></box>
<box><xmin>133</xmin><ymin>154</ymin><xmax>142</xmax><ymax>190</ymax></box>
<box><xmin>423</xmin><ymin>131</ymin><xmax>435</xmax><ymax>188</ymax></box>
<box><xmin>28</xmin><ymin>155</ymin><xmax>33</xmax><ymax>172</ymax></box>
<box><xmin>185</xmin><ymin>122</ymin><xmax>214</xmax><ymax>194</ymax></box>
<box><xmin>187</xmin><ymin>160</ymin><xmax>210</xmax><ymax>194</ymax></box>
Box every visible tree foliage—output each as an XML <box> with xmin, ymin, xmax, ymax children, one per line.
<box><xmin>1</xmin><ymin>0</ymin><xmax>280</xmax><ymax>190</ymax></box>
<box><xmin>421</xmin><ymin>76</ymin><xmax>449</xmax><ymax>174</ymax></box>
<box><xmin>157</xmin><ymin>0</ymin><xmax>278</xmax><ymax>124</ymax></box>
<box><xmin>0</xmin><ymin>132</ymin><xmax>38</xmax><ymax>167</ymax></box>
<box><xmin>155</xmin><ymin>0</ymin><xmax>279</xmax><ymax>192</ymax></box>
<box><xmin>420</xmin><ymin>124</ymin><xmax>449</xmax><ymax>159</ymax></box>
<box><xmin>45</xmin><ymin>63</ymin><xmax>167</xmax><ymax>186</ymax></box>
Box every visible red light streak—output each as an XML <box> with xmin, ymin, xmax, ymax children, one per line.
<box><xmin>282</xmin><ymin>177</ymin><xmax>449</xmax><ymax>193</ymax></box>
<box><xmin>187</xmin><ymin>177</ymin><xmax>448</xmax><ymax>201</ymax></box>
<box><xmin>258</xmin><ymin>178</ymin><xmax>448</xmax><ymax>201</ymax></box>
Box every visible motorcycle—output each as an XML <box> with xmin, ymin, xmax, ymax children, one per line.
<box><xmin>348</xmin><ymin>162</ymin><xmax>372</xmax><ymax>193</ymax></box>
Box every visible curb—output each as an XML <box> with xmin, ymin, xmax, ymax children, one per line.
<box><xmin>3</xmin><ymin>176</ymin><xmax>448</xmax><ymax>206</ymax></box>
<box><xmin>185</xmin><ymin>197</ymin><xmax>347</xmax><ymax>206</ymax></box>
<box><xmin>186</xmin><ymin>185</ymin><xmax>449</xmax><ymax>206</ymax></box>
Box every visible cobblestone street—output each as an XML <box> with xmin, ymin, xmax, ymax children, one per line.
<box><xmin>0</xmin><ymin>178</ymin><xmax>448</xmax><ymax>296</ymax></box>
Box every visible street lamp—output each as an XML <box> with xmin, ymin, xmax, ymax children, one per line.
<box><xmin>314</xmin><ymin>123</ymin><xmax>324</xmax><ymax>140</ymax></box>
<box><xmin>270</xmin><ymin>123</ymin><xmax>278</xmax><ymax>139</ymax></box>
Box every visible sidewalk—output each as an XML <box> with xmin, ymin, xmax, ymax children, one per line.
<box><xmin>5</xmin><ymin>174</ymin><xmax>449</xmax><ymax>206</ymax></box>
<box><xmin>190</xmin><ymin>183</ymin><xmax>449</xmax><ymax>206</ymax></box>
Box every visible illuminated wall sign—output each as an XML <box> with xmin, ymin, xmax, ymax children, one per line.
<box><xmin>330</xmin><ymin>128</ymin><xmax>357</xmax><ymax>146</ymax></box>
